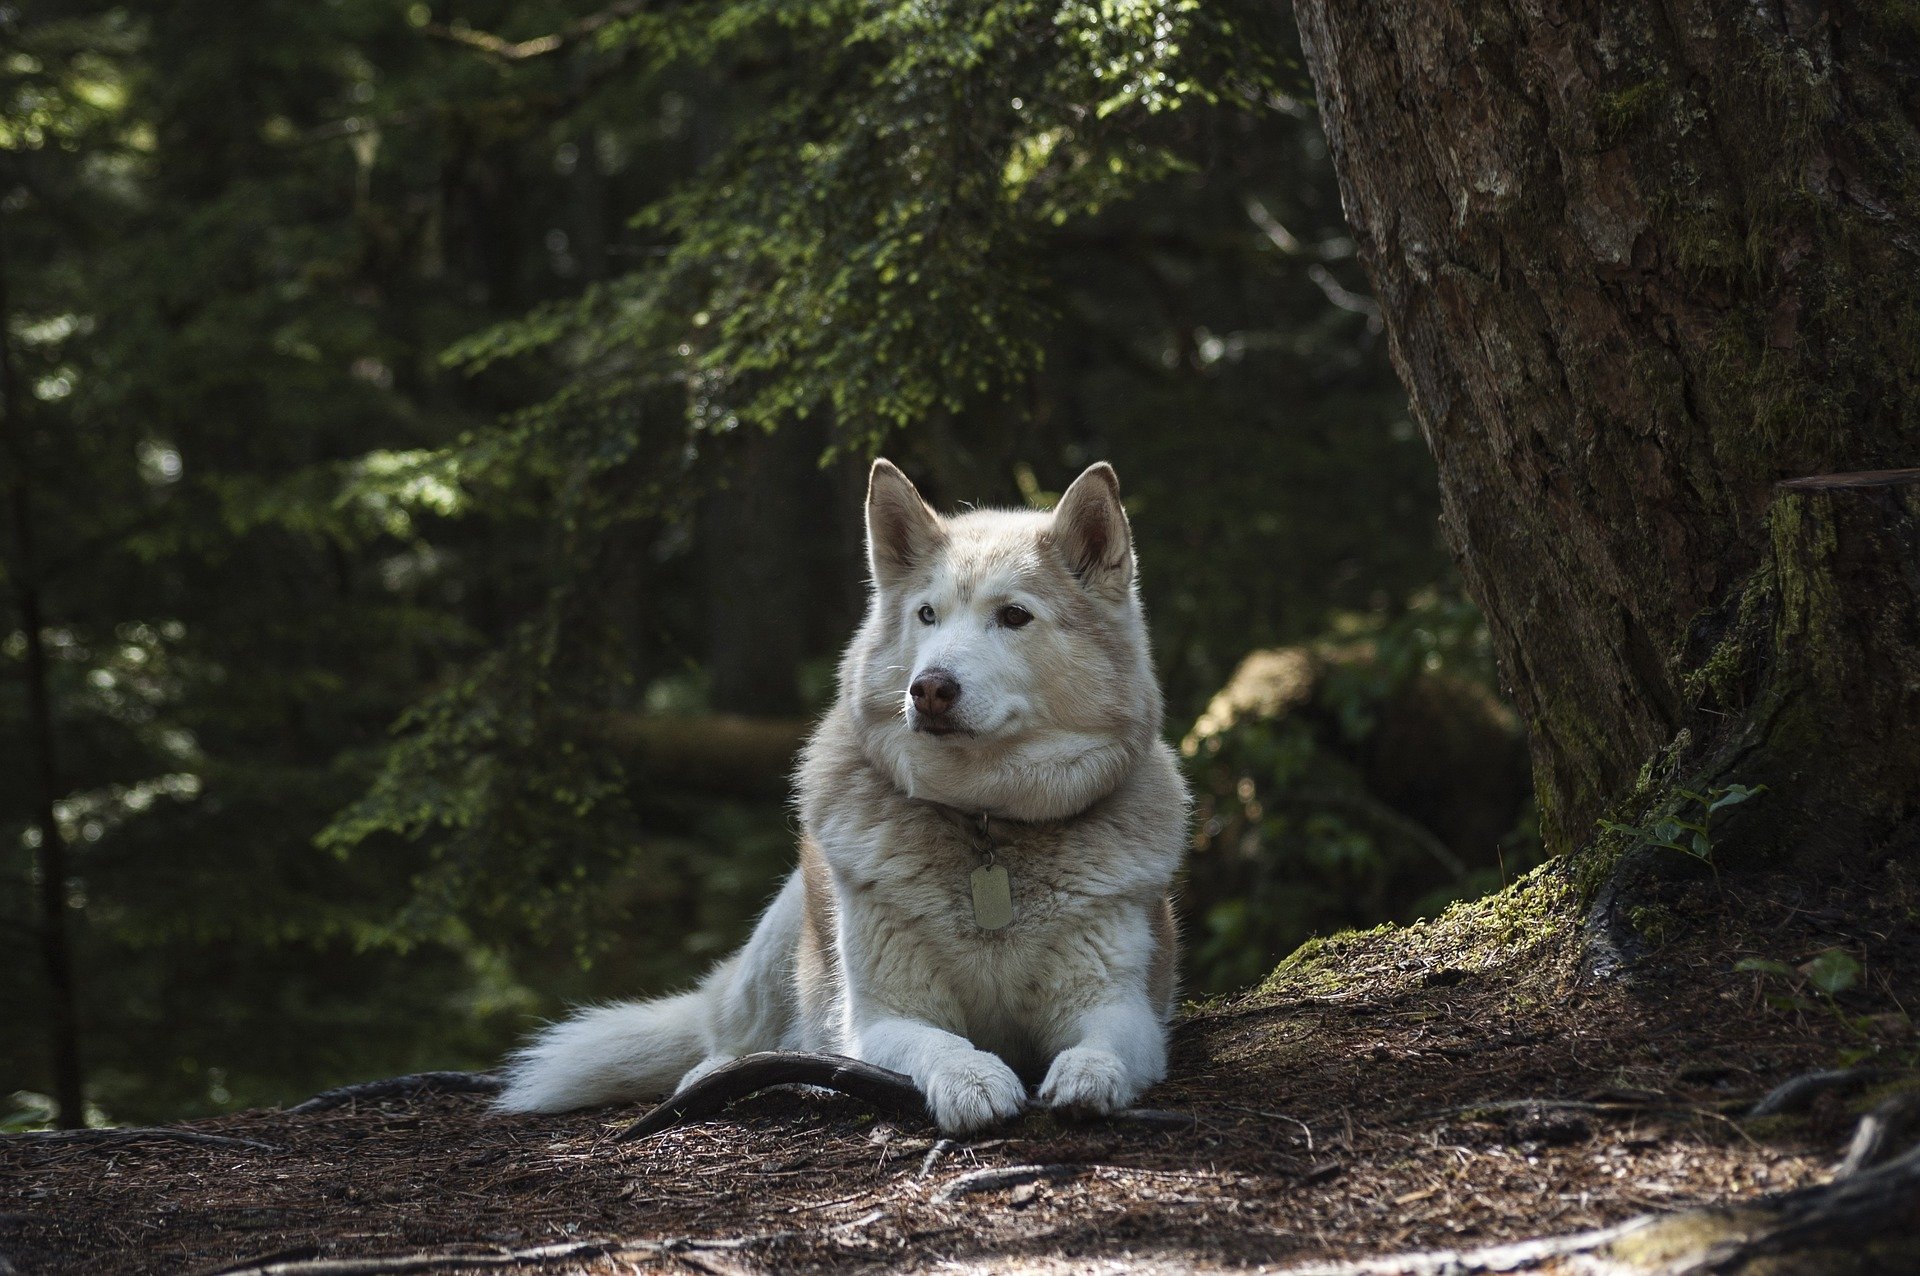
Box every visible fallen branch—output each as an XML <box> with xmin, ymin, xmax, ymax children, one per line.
<box><xmin>4</xmin><ymin>1127</ymin><xmax>280</xmax><ymax>1153</ymax></box>
<box><xmin>616</xmin><ymin>1053</ymin><xmax>927</xmax><ymax>1141</ymax></box>
<box><xmin>288</xmin><ymin>1072</ymin><xmax>504</xmax><ymax>1115</ymax></box>
<box><xmin>614</xmin><ymin>1050</ymin><xmax>1194</xmax><ymax>1140</ymax></box>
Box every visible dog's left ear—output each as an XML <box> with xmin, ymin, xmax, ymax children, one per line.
<box><xmin>1049</xmin><ymin>462</ymin><xmax>1133</xmax><ymax>600</ymax></box>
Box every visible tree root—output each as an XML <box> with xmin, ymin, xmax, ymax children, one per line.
<box><xmin>1837</xmin><ymin>1090</ymin><xmax>1920</xmax><ymax>1179</ymax></box>
<box><xmin>1747</xmin><ymin>1067</ymin><xmax>1896</xmax><ymax>1118</ymax></box>
<box><xmin>287</xmin><ymin>1072</ymin><xmax>505</xmax><ymax>1115</ymax></box>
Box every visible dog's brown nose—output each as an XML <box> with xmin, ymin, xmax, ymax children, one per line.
<box><xmin>910</xmin><ymin>669</ymin><xmax>961</xmax><ymax>716</ymax></box>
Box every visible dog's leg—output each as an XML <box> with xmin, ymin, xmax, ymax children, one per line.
<box><xmin>1037</xmin><ymin>995</ymin><xmax>1167</xmax><ymax>1117</ymax></box>
<box><xmin>853</xmin><ymin>1015</ymin><xmax>1027</xmax><ymax>1134</ymax></box>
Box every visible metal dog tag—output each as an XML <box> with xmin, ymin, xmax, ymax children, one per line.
<box><xmin>970</xmin><ymin>864</ymin><xmax>1013</xmax><ymax>930</ymax></box>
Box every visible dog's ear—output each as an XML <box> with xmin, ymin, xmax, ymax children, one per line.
<box><xmin>866</xmin><ymin>459</ymin><xmax>945</xmax><ymax>588</ymax></box>
<box><xmin>1049</xmin><ymin>462</ymin><xmax>1133</xmax><ymax>599</ymax></box>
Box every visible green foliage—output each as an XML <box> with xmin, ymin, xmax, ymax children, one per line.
<box><xmin>0</xmin><ymin>0</ymin><xmax>1470</xmax><ymax>1122</ymax></box>
<box><xmin>1600</xmin><ymin>783</ymin><xmax>1766</xmax><ymax>877</ymax></box>
<box><xmin>447</xmin><ymin>0</ymin><xmax>1284</xmax><ymax>446</ymax></box>
<box><xmin>1736</xmin><ymin>947</ymin><xmax>1911</xmax><ymax>1065</ymax></box>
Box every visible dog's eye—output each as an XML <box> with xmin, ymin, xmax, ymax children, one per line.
<box><xmin>998</xmin><ymin>604</ymin><xmax>1033</xmax><ymax>629</ymax></box>
<box><xmin>917</xmin><ymin>604</ymin><xmax>936</xmax><ymax>625</ymax></box>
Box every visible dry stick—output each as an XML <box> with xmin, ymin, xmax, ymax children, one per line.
<box><xmin>210</xmin><ymin>1240</ymin><xmax>617</xmax><ymax>1275</ymax></box>
<box><xmin>287</xmin><ymin>1072</ymin><xmax>505</xmax><ymax>1115</ymax></box>
<box><xmin>916</xmin><ymin>1137</ymin><xmax>956</xmax><ymax>1180</ymax></box>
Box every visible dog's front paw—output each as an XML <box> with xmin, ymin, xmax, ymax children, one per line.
<box><xmin>1039</xmin><ymin>1047</ymin><xmax>1137</xmax><ymax>1117</ymax></box>
<box><xmin>923</xmin><ymin>1051</ymin><xmax>1028</xmax><ymax>1134</ymax></box>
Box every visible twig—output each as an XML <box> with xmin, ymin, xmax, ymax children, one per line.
<box><xmin>4</xmin><ymin>1127</ymin><xmax>280</xmax><ymax>1153</ymax></box>
<box><xmin>1410</xmin><ymin>1097</ymin><xmax>1682</xmax><ymax>1121</ymax></box>
<box><xmin>288</xmin><ymin>1071</ymin><xmax>504</xmax><ymax>1115</ymax></box>
<box><xmin>931</xmin><ymin>1163</ymin><xmax>1089</xmax><ymax>1203</ymax></box>
<box><xmin>1216</xmin><ymin>1102</ymin><xmax>1315</xmax><ymax>1150</ymax></box>
<box><xmin>209</xmin><ymin>1240</ymin><xmax>614</xmax><ymax>1275</ymax></box>
<box><xmin>422</xmin><ymin>0</ymin><xmax>652</xmax><ymax>62</ymax></box>
<box><xmin>916</xmin><ymin>1137</ymin><xmax>955</xmax><ymax>1180</ymax></box>
<box><xmin>215</xmin><ymin>1226</ymin><xmax>824</xmax><ymax>1276</ymax></box>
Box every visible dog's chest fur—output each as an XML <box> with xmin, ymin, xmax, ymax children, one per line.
<box><xmin>796</xmin><ymin>708</ymin><xmax>1182</xmax><ymax>1075</ymax></box>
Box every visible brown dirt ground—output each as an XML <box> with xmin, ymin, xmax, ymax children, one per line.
<box><xmin>5</xmin><ymin>861</ymin><xmax>1917</xmax><ymax>1275</ymax></box>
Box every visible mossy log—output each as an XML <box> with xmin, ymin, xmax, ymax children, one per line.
<box><xmin>595</xmin><ymin>712</ymin><xmax>808</xmax><ymax>800</ymax></box>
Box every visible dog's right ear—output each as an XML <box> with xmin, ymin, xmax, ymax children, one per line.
<box><xmin>866</xmin><ymin>459</ymin><xmax>945</xmax><ymax>589</ymax></box>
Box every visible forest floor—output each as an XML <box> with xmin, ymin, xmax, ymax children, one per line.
<box><xmin>5</xmin><ymin>859</ymin><xmax>1918</xmax><ymax>1275</ymax></box>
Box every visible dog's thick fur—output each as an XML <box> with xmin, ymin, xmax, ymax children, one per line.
<box><xmin>496</xmin><ymin>460</ymin><xmax>1189</xmax><ymax>1133</ymax></box>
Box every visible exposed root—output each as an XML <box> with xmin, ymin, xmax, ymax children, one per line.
<box><xmin>1747</xmin><ymin>1067</ymin><xmax>1896</xmax><ymax>1118</ymax></box>
<box><xmin>1836</xmin><ymin>1091</ymin><xmax>1920</xmax><ymax>1179</ymax></box>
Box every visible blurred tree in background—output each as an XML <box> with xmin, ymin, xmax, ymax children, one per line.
<box><xmin>1</xmin><ymin>0</ymin><xmax>1532</xmax><ymax>1127</ymax></box>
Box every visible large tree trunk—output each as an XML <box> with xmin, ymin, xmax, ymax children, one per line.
<box><xmin>1291</xmin><ymin>0</ymin><xmax>1920</xmax><ymax>870</ymax></box>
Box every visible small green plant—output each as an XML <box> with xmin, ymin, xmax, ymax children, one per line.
<box><xmin>1736</xmin><ymin>948</ymin><xmax>1911</xmax><ymax>1064</ymax></box>
<box><xmin>1600</xmin><ymin>782</ymin><xmax>1766</xmax><ymax>876</ymax></box>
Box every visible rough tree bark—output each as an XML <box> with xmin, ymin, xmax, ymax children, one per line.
<box><xmin>1291</xmin><ymin>0</ymin><xmax>1920</xmax><ymax>874</ymax></box>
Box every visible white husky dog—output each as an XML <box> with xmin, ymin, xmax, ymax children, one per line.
<box><xmin>496</xmin><ymin>459</ymin><xmax>1189</xmax><ymax>1133</ymax></box>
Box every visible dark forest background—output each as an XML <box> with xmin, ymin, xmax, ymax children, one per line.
<box><xmin>1</xmin><ymin>0</ymin><xmax>1540</xmax><ymax>1127</ymax></box>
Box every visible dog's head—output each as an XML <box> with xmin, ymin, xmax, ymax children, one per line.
<box><xmin>843</xmin><ymin>459</ymin><xmax>1162</xmax><ymax>821</ymax></box>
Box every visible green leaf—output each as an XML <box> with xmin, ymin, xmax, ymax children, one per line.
<box><xmin>1801</xmin><ymin>949</ymin><xmax>1863</xmax><ymax>996</ymax></box>
<box><xmin>1708</xmin><ymin>784</ymin><xmax>1766</xmax><ymax>814</ymax></box>
<box><xmin>1735</xmin><ymin>957</ymin><xmax>1797</xmax><ymax>978</ymax></box>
